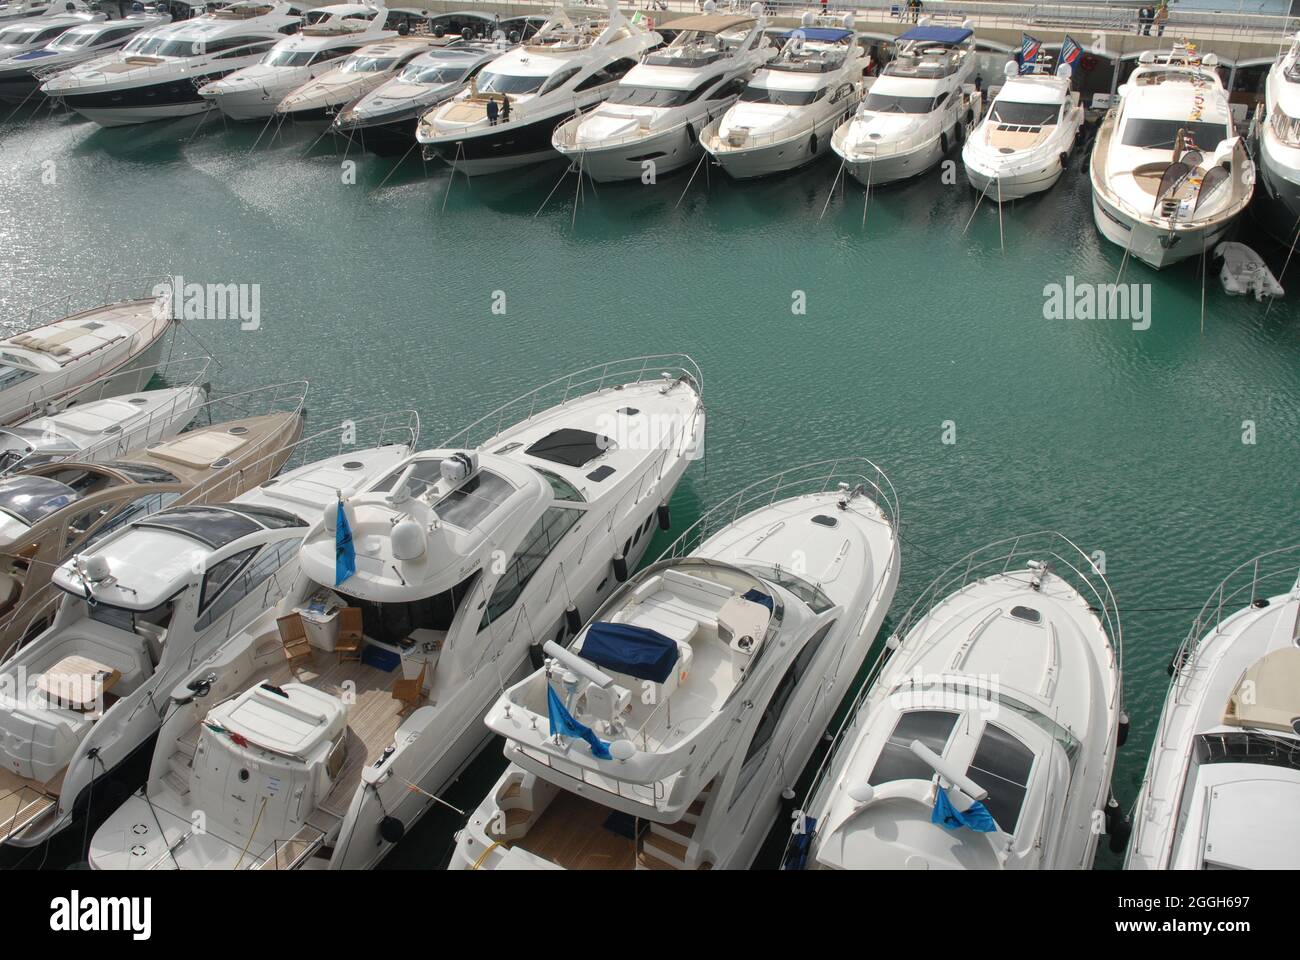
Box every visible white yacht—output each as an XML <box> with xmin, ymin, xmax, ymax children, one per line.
<box><xmin>0</xmin><ymin>12</ymin><xmax>165</xmax><ymax>104</ymax></box>
<box><xmin>831</xmin><ymin>22</ymin><xmax>980</xmax><ymax>188</ymax></box>
<box><xmin>450</xmin><ymin>458</ymin><xmax>900</xmax><ymax>871</ymax></box>
<box><xmin>1089</xmin><ymin>47</ymin><xmax>1253</xmax><ymax>270</ymax></box>
<box><xmin>551</xmin><ymin>5</ymin><xmax>773</xmax><ymax>183</ymax></box>
<box><xmin>0</xmin><ymin>356</ymin><xmax>209</xmax><ymax>475</ymax></box>
<box><xmin>274</xmin><ymin>32</ymin><xmax>438</xmax><ymax>123</ymax></box>
<box><xmin>0</xmin><ymin>413</ymin><xmax>417</xmax><ymax>851</ymax></box>
<box><xmin>789</xmin><ymin>533</ymin><xmax>1124</xmax><ymax>871</ymax></box>
<box><xmin>962</xmin><ymin>60</ymin><xmax>1083</xmax><ymax>201</ymax></box>
<box><xmin>0</xmin><ymin>0</ymin><xmax>65</xmax><ymax>23</ymax></box>
<box><xmin>700</xmin><ymin>17</ymin><xmax>864</xmax><ymax>180</ymax></box>
<box><xmin>1254</xmin><ymin>33</ymin><xmax>1300</xmax><ymax>243</ymax></box>
<box><xmin>0</xmin><ymin>292</ymin><xmax>173</xmax><ymax>427</ymax></box>
<box><xmin>41</xmin><ymin>1</ymin><xmax>303</xmax><ymax>126</ymax></box>
<box><xmin>418</xmin><ymin>4</ymin><xmax>661</xmax><ymax>177</ymax></box>
<box><xmin>1127</xmin><ymin>545</ymin><xmax>1300</xmax><ymax>870</ymax></box>
<box><xmin>197</xmin><ymin>2</ymin><xmax>392</xmax><ymax>122</ymax></box>
<box><xmin>333</xmin><ymin>41</ymin><xmax>502</xmax><ymax>155</ymax></box>
<box><xmin>87</xmin><ymin>356</ymin><xmax>705</xmax><ymax>870</ymax></box>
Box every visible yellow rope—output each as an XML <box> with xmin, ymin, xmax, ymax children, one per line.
<box><xmin>471</xmin><ymin>839</ymin><xmax>505</xmax><ymax>870</ymax></box>
<box><xmin>233</xmin><ymin>796</ymin><xmax>268</xmax><ymax>870</ymax></box>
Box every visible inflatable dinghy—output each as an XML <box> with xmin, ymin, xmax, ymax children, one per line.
<box><xmin>1216</xmin><ymin>242</ymin><xmax>1284</xmax><ymax>300</ymax></box>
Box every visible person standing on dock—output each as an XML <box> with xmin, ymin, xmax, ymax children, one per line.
<box><xmin>1154</xmin><ymin>2</ymin><xmax>1168</xmax><ymax>36</ymax></box>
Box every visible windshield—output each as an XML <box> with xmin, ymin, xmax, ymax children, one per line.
<box><xmin>863</xmin><ymin>92</ymin><xmax>935</xmax><ymax>114</ymax></box>
<box><xmin>1121</xmin><ymin>117</ymin><xmax>1228</xmax><ymax>152</ymax></box>
<box><xmin>398</xmin><ymin>63</ymin><xmax>465</xmax><ymax>84</ymax></box>
<box><xmin>739</xmin><ymin>84</ymin><xmax>822</xmax><ymax>106</ymax></box>
<box><xmin>263</xmin><ymin>48</ymin><xmax>314</xmax><ymax>67</ymax></box>
<box><xmin>341</xmin><ymin>54</ymin><xmax>397</xmax><ymax>73</ymax></box>
<box><xmin>49</xmin><ymin>29</ymin><xmax>98</xmax><ymax>50</ymax></box>
<box><xmin>607</xmin><ymin>83</ymin><xmax>693</xmax><ymax>107</ymax></box>
<box><xmin>122</xmin><ymin>35</ymin><xmax>204</xmax><ymax>58</ymax></box>
<box><xmin>0</xmin><ymin>475</ymin><xmax>79</xmax><ymax>525</ymax></box>
<box><xmin>475</xmin><ymin>69</ymin><xmax>544</xmax><ymax>94</ymax></box>
<box><xmin>989</xmin><ymin>99</ymin><xmax>1059</xmax><ymax>126</ymax></box>
<box><xmin>0</xmin><ymin>363</ymin><xmax>36</xmax><ymax>391</ymax></box>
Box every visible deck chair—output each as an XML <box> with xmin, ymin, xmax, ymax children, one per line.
<box><xmin>391</xmin><ymin>662</ymin><xmax>427</xmax><ymax>713</ymax></box>
<box><xmin>335</xmin><ymin>607</ymin><xmax>364</xmax><ymax>663</ymax></box>
<box><xmin>277</xmin><ymin>613</ymin><xmax>313</xmax><ymax>666</ymax></box>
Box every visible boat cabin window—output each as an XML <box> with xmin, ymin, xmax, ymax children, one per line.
<box><xmin>574</xmin><ymin>56</ymin><xmax>638</xmax><ymax>91</ymax></box>
<box><xmin>347</xmin><ymin>571</ymin><xmax>479</xmax><ymax>646</ymax></box>
<box><xmin>863</xmin><ymin>91</ymin><xmax>937</xmax><ymax>114</ymax></box>
<box><xmin>199</xmin><ymin>547</ymin><xmax>258</xmax><ymax>612</ymax></box>
<box><xmin>264</xmin><ymin>48</ymin><xmax>315</xmax><ymax>67</ymax></box>
<box><xmin>435</xmin><ymin>469</ymin><xmax>515</xmax><ymax>531</ymax></box>
<box><xmin>83</xmin><ymin>491</ymin><xmax>181</xmax><ymax>548</ymax></box>
<box><xmin>225</xmin><ymin>503</ymin><xmax>306</xmax><ymax>529</ymax></box>
<box><xmin>525</xmin><ymin>427</ymin><xmax>612</xmax><ymax>467</ymax></box>
<box><xmin>134</xmin><ymin>505</ymin><xmax>263</xmax><ymax>549</ymax></box>
<box><xmin>744</xmin><ymin>562</ymin><xmax>833</xmax><ymax>614</ymax></box>
<box><xmin>1120</xmin><ymin>118</ymin><xmax>1228</xmax><ymax>153</ymax></box>
<box><xmin>535</xmin><ymin>468</ymin><xmax>585</xmax><ymax>503</ymax></box>
<box><xmin>480</xmin><ymin>506</ymin><xmax>581</xmax><ymax>628</ymax></box>
<box><xmin>868</xmin><ymin>709</ymin><xmax>959</xmax><ymax>785</ymax></box>
<box><xmin>43</xmin><ymin>466</ymin><xmax>115</xmax><ymax>498</ymax></box>
<box><xmin>607</xmin><ymin>84</ymin><xmax>701</xmax><ymax>108</ymax></box>
<box><xmin>475</xmin><ymin>69</ymin><xmax>546</xmax><ymax>95</ymax></box>
<box><xmin>964</xmin><ymin>722</ymin><xmax>1034</xmax><ymax>834</ymax></box>
<box><xmin>89</xmin><ymin>597</ymin><xmax>174</xmax><ymax>636</ymax></box>
<box><xmin>0</xmin><ymin>475</ymin><xmax>80</xmax><ymax>525</ymax></box>
<box><xmin>342</xmin><ymin>54</ymin><xmax>398</xmax><ymax>73</ymax></box>
<box><xmin>399</xmin><ymin>62</ymin><xmax>468</xmax><ymax>85</ymax></box>
<box><xmin>1194</xmin><ymin>732</ymin><xmax>1300</xmax><ymax>771</ymax></box>
<box><xmin>539</xmin><ymin>66</ymin><xmax>581</xmax><ymax>95</ymax></box>
<box><xmin>0</xmin><ymin>363</ymin><xmax>36</xmax><ymax>391</ymax></box>
<box><xmin>101</xmin><ymin>461</ymin><xmax>179</xmax><ymax>484</ymax></box>
<box><xmin>989</xmin><ymin>99</ymin><xmax>1059</xmax><ymax>126</ymax></box>
<box><xmin>374</xmin><ymin>456</ymin><xmax>442</xmax><ymax>496</ymax></box>
<box><xmin>195</xmin><ymin>538</ymin><xmax>302</xmax><ymax>631</ymax></box>
<box><xmin>739</xmin><ymin>84</ymin><xmax>825</xmax><ymax>106</ymax></box>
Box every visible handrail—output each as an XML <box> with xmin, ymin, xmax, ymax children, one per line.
<box><xmin>659</xmin><ymin>456</ymin><xmax>899</xmax><ymax>564</ymax></box>
<box><xmin>439</xmin><ymin>353</ymin><xmax>702</xmax><ymax>451</ymax></box>
<box><xmin>1167</xmin><ymin>543</ymin><xmax>1300</xmax><ymax>699</ymax></box>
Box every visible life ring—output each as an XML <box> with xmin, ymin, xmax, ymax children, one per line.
<box><xmin>1080</xmin><ymin>54</ymin><xmax>1099</xmax><ymax>72</ymax></box>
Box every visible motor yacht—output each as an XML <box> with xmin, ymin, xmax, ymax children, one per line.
<box><xmin>196</xmin><ymin>2</ymin><xmax>393</xmax><ymax>122</ymax></box>
<box><xmin>0</xmin><ymin>380</ymin><xmax>307</xmax><ymax>661</ymax></box>
<box><xmin>0</xmin><ymin>411</ymin><xmax>415</xmax><ymax>851</ymax></box>
<box><xmin>333</xmin><ymin>40</ymin><xmax>502</xmax><ymax>155</ymax></box>
<box><xmin>831</xmin><ymin>22</ymin><xmax>980</xmax><ymax>188</ymax></box>
<box><xmin>788</xmin><ymin>533</ymin><xmax>1124</xmax><ymax>870</ymax></box>
<box><xmin>1089</xmin><ymin>46</ymin><xmax>1253</xmax><ymax>269</ymax></box>
<box><xmin>552</xmin><ymin>4</ymin><xmax>773</xmax><ymax>183</ymax></box>
<box><xmin>450</xmin><ymin>457</ymin><xmax>900</xmax><ymax>871</ymax></box>
<box><xmin>0</xmin><ymin>356</ymin><xmax>210</xmax><ymax>475</ymax></box>
<box><xmin>0</xmin><ymin>1</ymin><xmax>121</xmax><ymax>102</ymax></box>
<box><xmin>274</xmin><ymin>32</ymin><xmax>439</xmax><ymax>123</ymax></box>
<box><xmin>41</xmin><ymin>0</ymin><xmax>303</xmax><ymax>126</ymax></box>
<box><xmin>0</xmin><ymin>0</ymin><xmax>66</xmax><ymax>24</ymax></box>
<box><xmin>1251</xmin><ymin>33</ymin><xmax>1300</xmax><ymax>243</ymax></box>
<box><xmin>962</xmin><ymin>59</ymin><xmax>1083</xmax><ymax>201</ymax></box>
<box><xmin>1126</xmin><ymin>544</ymin><xmax>1300</xmax><ymax>870</ymax></box>
<box><xmin>86</xmin><ymin>356</ymin><xmax>704</xmax><ymax>870</ymax></box>
<box><xmin>0</xmin><ymin>289</ymin><xmax>173</xmax><ymax>427</ymax></box>
<box><xmin>700</xmin><ymin>16</ymin><xmax>864</xmax><ymax>180</ymax></box>
<box><xmin>417</xmin><ymin>3</ymin><xmax>661</xmax><ymax>177</ymax></box>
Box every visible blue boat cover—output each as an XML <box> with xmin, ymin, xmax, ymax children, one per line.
<box><xmin>580</xmin><ymin>621</ymin><xmax>679</xmax><ymax>683</ymax></box>
<box><xmin>742</xmin><ymin>588</ymin><xmax>774</xmax><ymax>611</ymax></box>
<box><xmin>898</xmin><ymin>26</ymin><xmax>973</xmax><ymax>44</ymax></box>
<box><xmin>779</xmin><ymin>27</ymin><xmax>852</xmax><ymax>41</ymax></box>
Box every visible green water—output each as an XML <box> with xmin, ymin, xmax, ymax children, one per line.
<box><xmin>1</xmin><ymin>106</ymin><xmax>1296</xmax><ymax>870</ymax></box>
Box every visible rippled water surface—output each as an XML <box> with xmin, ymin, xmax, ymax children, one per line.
<box><xmin>1</xmin><ymin>103</ymin><xmax>1296</xmax><ymax>869</ymax></box>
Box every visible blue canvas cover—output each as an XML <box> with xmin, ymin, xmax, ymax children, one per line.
<box><xmin>898</xmin><ymin>26</ymin><xmax>973</xmax><ymax>44</ymax></box>
<box><xmin>580</xmin><ymin>622</ymin><xmax>679</xmax><ymax>683</ymax></box>
<box><xmin>779</xmin><ymin>27</ymin><xmax>852</xmax><ymax>42</ymax></box>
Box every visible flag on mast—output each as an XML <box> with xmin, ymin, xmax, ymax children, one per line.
<box><xmin>1019</xmin><ymin>33</ymin><xmax>1042</xmax><ymax>74</ymax></box>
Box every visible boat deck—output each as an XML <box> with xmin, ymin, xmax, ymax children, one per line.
<box><xmin>513</xmin><ymin>790</ymin><xmax>638</xmax><ymax>870</ymax></box>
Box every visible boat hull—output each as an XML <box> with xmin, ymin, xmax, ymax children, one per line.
<box><xmin>51</xmin><ymin>70</ymin><xmax>232</xmax><ymax>127</ymax></box>
<box><xmin>709</xmin><ymin>111</ymin><xmax>847</xmax><ymax>181</ymax></box>
<box><xmin>965</xmin><ymin>161</ymin><xmax>1064</xmax><ymax>201</ymax></box>
<box><xmin>336</xmin><ymin>115</ymin><xmax>418</xmax><ymax>156</ymax></box>
<box><xmin>1254</xmin><ymin>133</ymin><xmax>1300</xmax><ymax>243</ymax></box>
<box><xmin>840</xmin><ymin>134</ymin><xmax>945</xmax><ymax>188</ymax></box>
<box><xmin>1091</xmin><ymin>189</ymin><xmax>1235</xmax><ymax>270</ymax></box>
<box><xmin>423</xmin><ymin>110</ymin><xmax>567</xmax><ymax>176</ymax></box>
<box><xmin>564</xmin><ymin>124</ymin><xmax>702</xmax><ymax>183</ymax></box>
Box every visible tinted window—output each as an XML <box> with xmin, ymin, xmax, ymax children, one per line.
<box><xmin>1121</xmin><ymin>118</ymin><xmax>1227</xmax><ymax>152</ymax></box>
<box><xmin>739</xmin><ymin>85</ymin><xmax>822</xmax><ymax>106</ymax></box>
<box><xmin>196</xmin><ymin>539</ymin><xmax>301</xmax><ymax>631</ymax></box>
<box><xmin>135</xmin><ymin>506</ymin><xmax>263</xmax><ymax>549</ymax></box>
<box><xmin>226</xmin><ymin>504</ymin><xmax>307</xmax><ymax>529</ymax></box>
<box><xmin>740</xmin><ymin>620</ymin><xmax>835</xmax><ymax>771</ymax></box>
<box><xmin>869</xmin><ymin>710</ymin><xmax>959</xmax><ymax>785</ymax></box>
<box><xmin>103</xmin><ymin>461</ymin><xmax>180</xmax><ymax>484</ymax></box>
<box><xmin>84</xmin><ymin>491</ymin><xmax>180</xmax><ymax>547</ymax></box>
<box><xmin>199</xmin><ymin>547</ymin><xmax>257</xmax><ymax>611</ymax></box>
<box><xmin>0</xmin><ymin>365</ymin><xmax>36</xmax><ymax>390</ymax></box>
<box><xmin>0</xmin><ymin>475</ymin><xmax>79</xmax><ymax>524</ymax></box>
<box><xmin>436</xmin><ymin>469</ymin><xmax>515</xmax><ymax>530</ymax></box>
<box><xmin>864</xmin><ymin>92</ymin><xmax>935</xmax><ymax>114</ymax></box>
<box><xmin>481</xmin><ymin>507</ymin><xmax>581</xmax><ymax>627</ymax></box>
<box><xmin>965</xmin><ymin>723</ymin><xmax>1034</xmax><ymax>834</ymax></box>
<box><xmin>535</xmin><ymin>468</ymin><xmax>585</xmax><ymax>503</ymax></box>
<box><xmin>989</xmin><ymin>99</ymin><xmax>1059</xmax><ymax>126</ymax></box>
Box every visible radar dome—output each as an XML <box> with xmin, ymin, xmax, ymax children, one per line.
<box><xmin>391</xmin><ymin>520</ymin><xmax>427</xmax><ymax>561</ymax></box>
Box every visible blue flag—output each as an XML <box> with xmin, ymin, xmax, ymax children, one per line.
<box><xmin>931</xmin><ymin>786</ymin><xmax>998</xmax><ymax>832</ymax></box>
<box><xmin>335</xmin><ymin>500</ymin><xmax>355</xmax><ymax>587</ymax></box>
<box><xmin>547</xmin><ymin>684</ymin><xmax>611</xmax><ymax>760</ymax></box>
